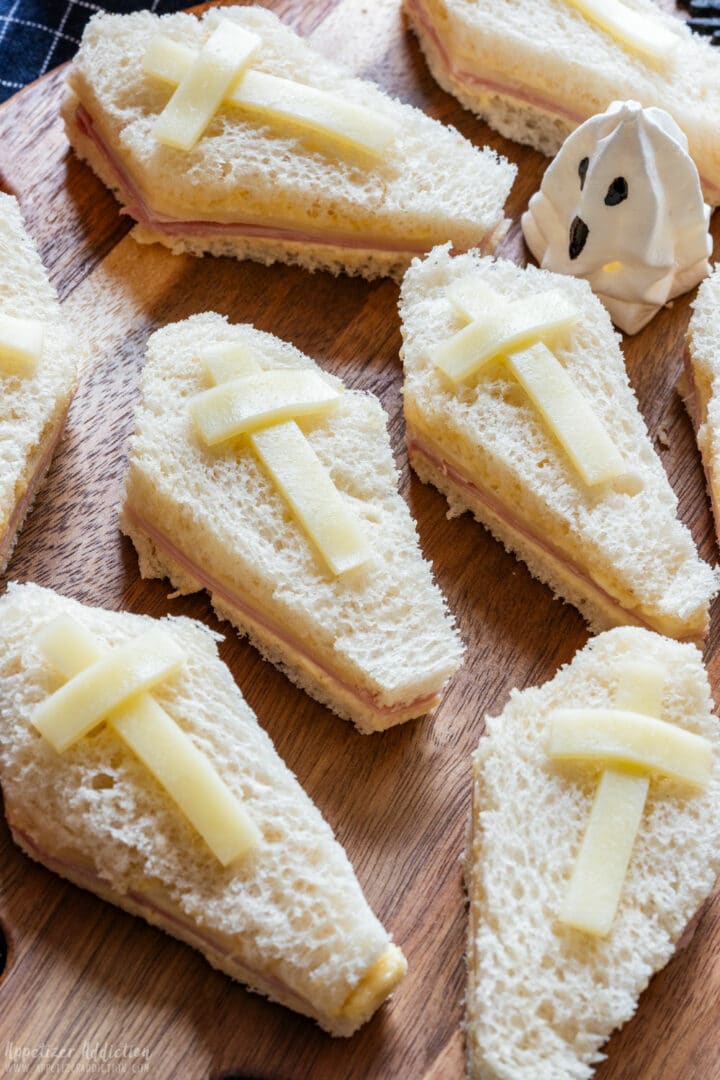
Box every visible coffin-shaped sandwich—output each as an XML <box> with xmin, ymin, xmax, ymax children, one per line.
<box><xmin>0</xmin><ymin>194</ymin><xmax>78</xmax><ymax>573</ymax></box>
<box><xmin>685</xmin><ymin>265</ymin><xmax>720</xmax><ymax>544</ymax></box>
<box><xmin>403</xmin><ymin>0</ymin><xmax>720</xmax><ymax>206</ymax></box>
<box><xmin>120</xmin><ymin>314</ymin><xmax>464</xmax><ymax>732</ymax></box>
<box><xmin>0</xmin><ymin>582</ymin><xmax>407</xmax><ymax>1034</ymax></box>
<box><xmin>466</xmin><ymin>626</ymin><xmax>720</xmax><ymax>1078</ymax></box>
<box><xmin>62</xmin><ymin>5</ymin><xmax>516</xmax><ymax>279</ymax></box>
<box><xmin>399</xmin><ymin>245</ymin><xmax>717</xmax><ymax>641</ymax></box>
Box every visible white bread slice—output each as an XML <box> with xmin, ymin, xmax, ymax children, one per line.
<box><xmin>685</xmin><ymin>266</ymin><xmax>720</xmax><ymax>543</ymax></box>
<box><xmin>0</xmin><ymin>195</ymin><xmax>78</xmax><ymax>572</ymax></box>
<box><xmin>403</xmin><ymin>0</ymin><xmax>720</xmax><ymax>205</ymax></box>
<box><xmin>399</xmin><ymin>245</ymin><xmax>717</xmax><ymax>642</ymax></box>
<box><xmin>119</xmin><ymin>313</ymin><xmax>463</xmax><ymax>733</ymax></box>
<box><xmin>0</xmin><ymin>581</ymin><xmax>407</xmax><ymax>1036</ymax></box>
<box><xmin>62</xmin><ymin>6</ymin><xmax>515</xmax><ymax>281</ymax></box>
<box><xmin>466</xmin><ymin>626</ymin><xmax>720</xmax><ymax>1079</ymax></box>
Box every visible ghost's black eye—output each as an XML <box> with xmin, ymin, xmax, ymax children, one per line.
<box><xmin>578</xmin><ymin>157</ymin><xmax>589</xmax><ymax>190</ymax></box>
<box><xmin>605</xmin><ymin>177</ymin><xmax>628</xmax><ymax>206</ymax></box>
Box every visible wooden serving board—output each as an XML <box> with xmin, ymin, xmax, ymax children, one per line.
<box><xmin>0</xmin><ymin>2</ymin><xmax>719</xmax><ymax>1077</ymax></box>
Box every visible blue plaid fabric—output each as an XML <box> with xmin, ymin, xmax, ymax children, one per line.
<box><xmin>0</xmin><ymin>0</ymin><xmax>187</xmax><ymax>102</ymax></box>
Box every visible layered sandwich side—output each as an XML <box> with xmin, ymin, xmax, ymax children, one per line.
<box><xmin>685</xmin><ymin>268</ymin><xmax>720</xmax><ymax>546</ymax></box>
<box><xmin>403</xmin><ymin>0</ymin><xmax>720</xmax><ymax>205</ymax></box>
<box><xmin>120</xmin><ymin>313</ymin><xmax>464</xmax><ymax>733</ymax></box>
<box><xmin>0</xmin><ymin>582</ymin><xmax>407</xmax><ymax>1036</ymax></box>
<box><xmin>399</xmin><ymin>246</ymin><xmax>717</xmax><ymax>642</ymax></box>
<box><xmin>465</xmin><ymin>626</ymin><xmax>720</xmax><ymax>1080</ymax></box>
<box><xmin>63</xmin><ymin>6</ymin><xmax>516</xmax><ymax>279</ymax></box>
<box><xmin>0</xmin><ymin>195</ymin><xmax>78</xmax><ymax>573</ymax></box>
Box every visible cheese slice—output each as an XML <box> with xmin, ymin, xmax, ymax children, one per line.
<box><xmin>252</xmin><ymin>420</ymin><xmax>370</xmax><ymax>576</ymax></box>
<box><xmin>0</xmin><ymin>312</ymin><xmax>44</xmax><ymax>376</ymax></box>
<box><xmin>144</xmin><ymin>34</ymin><xmax>397</xmax><ymax>159</ymax></box>
<box><xmin>564</xmin><ymin>0</ymin><xmax>680</xmax><ymax>63</ymax></box>
<box><xmin>432</xmin><ymin>290</ymin><xmax>579</xmax><ymax>384</ymax></box>
<box><xmin>549</xmin><ymin>708</ymin><xmax>712</xmax><ymax>788</ymax></box>
<box><xmin>152</xmin><ymin>22</ymin><xmax>260</xmax><ymax>151</ymax></box>
<box><xmin>200</xmin><ymin>342</ymin><xmax>263</xmax><ymax>387</ymax></box>
<box><xmin>32</xmin><ymin>628</ymin><xmax>186</xmax><ymax>752</ymax></box>
<box><xmin>507</xmin><ymin>343</ymin><xmax>628</xmax><ymax>488</ymax></box>
<box><xmin>557</xmin><ymin>659</ymin><xmax>665</xmax><ymax>935</ymax></box>
<box><xmin>190</xmin><ymin>369</ymin><xmax>341</xmax><ymax>445</ymax></box>
<box><xmin>36</xmin><ymin>616</ymin><xmax>259</xmax><ymax>864</ymax></box>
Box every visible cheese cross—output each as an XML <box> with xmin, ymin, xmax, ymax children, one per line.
<box><xmin>0</xmin><ymin>312</ymin><xmax>44</xmax><ymax>376</ymax></box>
<box><xmin>144</xmin><ymin>27</ymin><xmax>398</xmax><ymax>156</ymax></box>
<box><xmin>190</xmin><ymin>342</ymin><xmax>370</xmax><ymax>577</ymax></box>
<box><xmin>435</xmin><ymin>275</ymin><xmax>630</xmax><ymax>489</ymax></box>
<box><xmin>564</xmin><ymin>0</ymin><xmax>680</xmax><ymax>64</ymax></box>
<box><xmin>32</xmin><ymin>617</ymin><xmax>260</xmax><ymax>865</ymax></box>
<box><xmin>549</xmin><ymin>658</ymin><xmax>712</xmax><ymax>936</ymax></box>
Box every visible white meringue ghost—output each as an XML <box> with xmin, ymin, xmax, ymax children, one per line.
<box><xmin>522</xmin><ymin>100</ymin><xmax>712</xmax><ymax>335</ymax></box>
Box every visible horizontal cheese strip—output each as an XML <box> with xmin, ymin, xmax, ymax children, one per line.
<box><xmin>152</xmin><ymin>23</ymin><xmax>260</xmax><ymax>151</ymax></box>
<box><xmin>0</xmin><ymin>312</ymin><xmax>44</xmax><ymax>376</ymax></box>
<box><xmin>507</xmin><ymin>343</ymin><xmax>629</xmax><ymax>488</ymax></box>
<box><xmin>550</xmin><ymin>708</ymin><xmax>712</xmax><ymax>788</ymax></box>
<box><xmin>558</xmin><ymin>659</ymin><xmax>664</xmax><ymax>935</ymax></box>
<box><xmin>144</xmin><ymin>34</ymin><xmax>398</xmax><ymax>158</ymax></box>
<box><xmin>36</xmin><ymin>616</ymin><xmax>259</xmax><ymax>864</ymax></box>
<box><xmin>198</xmin><ymin>347</ymin><xmax>369</xmax><ymax>577</ymax></box>
<box><xmin>190</xmin><ymin>369</ymin><xmax>341</xmax><ymax>445</ymax></box>
<box><xmin>564</xmin><ymin>0</ymin><xmax>680</xmax><ymax>63</ymax></box>
<box><xmin>432</xmin><ymin>289</ymin><xmax>579</xmax><ymax>383</ymax></box>
<box><xmin>32</xmin><ymin>626</ymin><xmax>186</xmax><ymax>752</ymax></box>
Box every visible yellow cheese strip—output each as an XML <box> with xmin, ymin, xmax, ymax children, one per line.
<box><xmin>446</xmin><ymin>276</ymin><xmax>508</xmax><ymax>324</ymax></box>
<box><xmin>252</xmin><ymin>420</ymin><xmax>370</xmax><ymax>576</ymax></box>
<box><xmin>557</xmin><ymin>660</ymin><xmax>665</xmax><ymax>935</ymax></box>
<box><xmin>144</xmin><ymin>34</ymin><xmax>397</xmax><ymax>159</ymax></box>
<box><xmin>559</xmin><ymin>767</ymin><xmax>649</xmax><ymax>936</ymax></box>
<box><xmin>190</xmin><ymin>369</ymin><xmax>341</xmax><ymax>445</ymax></box>
<box><xmin>564</xmin><ymin>0</ymin><xmax>680</xmax><ymax>64</ymax></box>
<box><xmin>32</xmin><ymin>627</ymin><xmax>186</xmax><ymax>752</ymax></box>
<box><xmin>200</xmin><ymin>342</ymin><xmax>262</xmax><ymax>386</ymax></box>
<box><xmin>507</xmin><ymin>343</ymin><xmax>627</xmax><ymax>487</ymax></box>
<box><xmin>37</xmin><ymin>617</ymin><xmax>259</xmax><ymax>864</ymax></box>
<box><xmin>431</xmin><ymin>290</ymin><xmax>579</xmax><ymax>384</ymax></box>
<box><xmin>549</xmin><ymin>708</ymin><xmax>712</xmax><ymax>788</ymax></box>
<box><xmin>151</xmin><ymin>22</ymin><xmax>260</xmax><ymax>151</ymax></box>
<box><xmin>0</xmin><ymin>313</ymin><xmax>44</xmax><ymax>376</ymax></box>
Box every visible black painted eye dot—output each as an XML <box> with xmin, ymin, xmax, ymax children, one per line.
<box><xmin>578</xmin><ymin>157</ymin><xmax>589</xmax><ymax>190</ymax></box>
<box><xmin>605</xmin><ymin>177</ymin><xmax>628</xmax><ymax>206</ymax></box>
<box><xmin>568</xmin><ymin>216</ymin><xmax>589</xmax><ymax>260</ymax></box>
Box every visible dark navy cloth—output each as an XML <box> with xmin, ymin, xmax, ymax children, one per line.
<box><xmin>0</xmin><ymin>0</ymin><xmax>187</xmax><ymax>102</ymax></box>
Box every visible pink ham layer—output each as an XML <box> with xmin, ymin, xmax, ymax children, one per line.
<box><xmin>405</xmin><ymin>0</ymin><xmax>720</xmax><ymax>205</ymax></box>
<box><xmin>682</xmin><ymin>348</ymin><xmax>720</xmax><ymax>541</ymax></box>
<box><xmin>406</xmin><ymin>425</ymin><xmax>699</xmax><ymax>642</ymax></box>
<box><xmin>8</xmin><ymin>820</ymin><xmax>320</xmax><ymax>1017</ymax></box>
<box><xmin>123</xmin><ymin>503</ymin><xmax>442</xmax><ymax>723</ymax></box>
<box><xmin>75</xmin><ymin>104</ymin><xmax>496</xmax><ymax>255</ymax></box>
<box><xmin>0</xmin><ymin>409</ymin><xmax>70</xmax><ymax>568</ymax></box>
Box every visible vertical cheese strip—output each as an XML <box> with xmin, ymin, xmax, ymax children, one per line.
<box><xmin>0</xmin><ymin>313</ymin><xmax>44</xmax><ymax>376</ymax></box>
<box><xmin>431</xmin><ymin>291</ymin><xmax>579</xmax><ymax>384</ymax></box>
<box><xmin>251</xmin><ymin>420</ymin><xmax>370</xmax><ymax>576</ymax></box>
<box><xmin>564</xmin><ymin>0</ymin><xmax>680</xmax><ymax>64</ymax></box>
<box><xmin>508</xmin><ymin>343</ymin><xmax>627</xmax><ymax>488</ymax></box>
<box><xmin>143</xmin><ymin>36</ymin><xmax>397</xmax><ymax>159</ymax></box>
<box><xmin>558</xmin><ymin>661</ymin><xmax>665</xmax><ymax>936</ymax></box>
<box><xmin>32</xmin><ymin>628</ymin><xmax>186</xmax><ymax>752</ymax></box>
<box><xmin>190</xmin><ymin>370</ymin><xmax>341</xmax><ymax>445</ymax></box>
<box><xmin>152</xmin><ymin>22</ymin><xmax>260</xmax><ymax>152</ymax></box>
<box><xmin>37</xmin><ymin>617</ymin><xmax>259</xmax><ymax>865</ymax></box>
<box><xmin>201</xmin><ymin>342</ymin><xmax>262</xmax><ymax>386</ymax></box>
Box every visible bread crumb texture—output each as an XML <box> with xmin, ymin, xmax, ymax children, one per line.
<box><xmin>0</xmin><ymin>195</ymin><xmax>77</xmax><ymax>540</ymax></box>
<box><xmin>121</xmin><ymin>313</ymin><xmax>463</xmax><ymax>712</ymax></box>
<box><xmin>65</xmin><ymin>6</ymin><xmax>515</xmax><ymax>252</ymax></box>
<box><xmin>687</xmin><ymin>266</ymin><xmax>720</xmax><ymax>516</ymax></box>
<box><xmin>399</xmin><ymin>245</ymin><xmax>717</xmax><ymax>635</ymax></box>
<box><xmin>466</xmin><ymin>626</ymin><xmax>720</xmax><ymax>1080</ymax></box>
<box><xmin>0</xmin><ymin>582</ymin><xmax>392</xmax><ymax>1028</ymax></box>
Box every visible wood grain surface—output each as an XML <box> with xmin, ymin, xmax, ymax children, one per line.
<box><xmin>0</xmin><ymin>2</ymin><xmax>719</xmax><ymax>1078</ymax></box>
